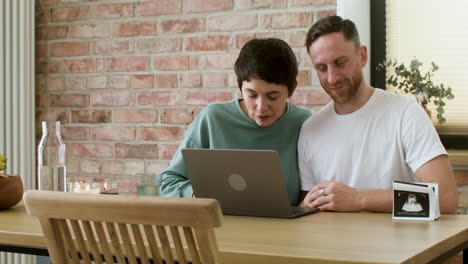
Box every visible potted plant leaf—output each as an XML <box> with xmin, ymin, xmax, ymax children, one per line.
<box><xmin>377</xmin><ymin>59</ymin><xmax>454</xmax><ymax>124</ymax></box>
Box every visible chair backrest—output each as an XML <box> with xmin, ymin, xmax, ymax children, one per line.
<box><xmin>24</xmin><ymin>190</ymin><xmax>223</xmax><ymax>264</ymax></box>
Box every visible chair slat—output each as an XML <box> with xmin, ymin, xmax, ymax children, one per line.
<box><xmin>194</xmin><ymin>228</ymin><xmax>220</xmax><ymax>264</ymax></box>
<box><xmin>170</xmin><ymin>226</ymin><xmax>188</xmax><ymax>264</ymax></box>
<box><xmin>156</xmin><ymin>225</ymin><xmax>175</xmax><ymax>264</ymax></box>
<box><xmin>143</xmin><ymin>225</ymin><xmax>163</xmax><ymax>264</ymax></box>
<box><xmin>118</xmin><ymin>223</ymin><xmax>137</xmax><ymax>264</ymax></box>
<box><xmin>82</xmin><ymin>221</ymin><xmax>103</xmax><ymax>264</ymax></box>
<box><xmin>183</xmin><ymin>227</ymin><xmax>201</xmax><ymax>264</ymax></box>
<box><xmin>46</xmin><ymin>218</ymin><xmax>71</xmax><ymax>264</ymax></box>
<box><xmin>131</xmin><ymin>224</ymin><xmax>150</xmax><ymax>264</ymax></box>
<box><xmin>69</xmin><ymin>220</ymin><xmax>92</xmax><ymax>264</ymax></box>
<box><xmin>94</xmin><ymin>221</ymin><xmax>115</xmax><ymax>263</ymax></box>
<box><xmin>106</xmin><ymin>222</ymin><xmax>127</xmax><ymax>264</ymax></box>
<box><xmin>58</xmin><ymin>219</ymin><xmax>81</xmax><ymax>264</ymax></box>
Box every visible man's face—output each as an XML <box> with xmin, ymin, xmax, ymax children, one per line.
<box><xmin>308</xmin><ymin>32</ymin><xmax>366</xmax><ymax>105</ymax></box>
<box><xmin>240</xmin><ymin>78</ymin><xmax>293</xmax><ymax>127</ymax></box>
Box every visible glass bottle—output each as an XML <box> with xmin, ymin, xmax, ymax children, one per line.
<box><xmin>38</xmin><ymin>121</ymin><xmax>67</xmax><ymax>191</ymax></box>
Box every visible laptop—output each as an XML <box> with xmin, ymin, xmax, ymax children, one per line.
<box><xmin>182</xmin><ymin>148</ymin><xmax>318</xmax><ymax>218</ymax></box>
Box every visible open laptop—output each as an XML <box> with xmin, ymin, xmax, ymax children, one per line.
<box><xmin>182</xmin><ymin>148</ymin><xmax>318</xmax><ymax>218</ymax></box>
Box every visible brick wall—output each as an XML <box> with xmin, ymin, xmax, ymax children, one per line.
<box><xmin>35</xmin><ymin>0</ymin><xmax>336</xmax><ymax>193</ymax></box>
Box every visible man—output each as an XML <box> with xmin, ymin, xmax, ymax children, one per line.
<box><xmin>298</xmin><ymin>16</ymin><xmax>458</xmax><ymax>213</ymax></box>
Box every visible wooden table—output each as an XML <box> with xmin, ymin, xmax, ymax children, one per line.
<box><xmin>1</xmin><ymin>204</ymin><xmax>467</xmax><ymax>264</ymax></box>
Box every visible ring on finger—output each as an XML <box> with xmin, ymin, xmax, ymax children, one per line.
<box><xmin>320</xmin><ymin>189</ymin><xmax>326</xmax><ymax>196</ymax></box>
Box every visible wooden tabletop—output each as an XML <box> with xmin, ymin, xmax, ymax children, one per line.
<box><xmin>1</xmin><ymin>203</ymin><xmax>467</xmax><ymax>264</ymax></box>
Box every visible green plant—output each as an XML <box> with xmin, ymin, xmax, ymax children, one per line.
<box><xmin>377</xmin><ymin>59</ymin><xmax>454</xmax><ymax>124</ymax></box>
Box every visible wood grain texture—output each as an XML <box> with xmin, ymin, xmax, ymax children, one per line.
<box><xmin>23</xmin><ymin>190</ymin><xmax>223</xmax><ymax>264</ymax></box>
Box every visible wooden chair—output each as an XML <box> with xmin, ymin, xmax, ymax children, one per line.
<box><xmin>24</xmin><ymin>190</ymin><xmax>223</xmax><ymax>264</ymax></box>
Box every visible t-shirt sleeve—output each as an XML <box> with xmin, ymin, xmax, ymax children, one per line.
<box><xmin>298</xmin><ymin>122</ymin><xmax>315</xmax><ymax>191</ymax></box>
<box><xmin>401</xmin><ymin>101</ymin><xmax>447</xmax><ymax>173</ymax></box>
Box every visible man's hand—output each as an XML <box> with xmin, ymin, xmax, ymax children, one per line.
<box><xmin>300</xmin><ymin>181</ymin><xmax>364</xmax><ymax>211</ymax></box>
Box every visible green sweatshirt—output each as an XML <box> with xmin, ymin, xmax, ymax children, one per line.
<box><xmin>160</xmin><ymin>100</ymin><xmax>311</xmax><ymax>205</ymax></box>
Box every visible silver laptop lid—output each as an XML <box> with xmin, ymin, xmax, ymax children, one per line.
<box><xmin>182</xmin><ymin>148</ymin><xmax>294</xmax><ymax>218</ymax></box>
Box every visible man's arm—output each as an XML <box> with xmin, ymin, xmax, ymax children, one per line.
<box><xmin>414</xmin><ymin>154</ymin><xmax>458</xmax><ymax>214</ymax></box>
<box><xmin>299</xmin><ymin>155</ymin><xmax>458</xmax><ymax>214</ymax></box>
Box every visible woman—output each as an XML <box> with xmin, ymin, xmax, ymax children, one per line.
<box><xmin>161</xmin><ymin>38</ymin><xmax>311</xmax><ymax>205</ymax></box>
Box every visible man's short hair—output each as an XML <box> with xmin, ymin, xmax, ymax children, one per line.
<box><xmin>305</xmin><ymin>15</ymin><xmax>361</xmax><ymax>52</ymax></box>
<box><xmin>234</xmin><ymin>38</ymin><xmax>298</xmax><ymax>95</ymax></box>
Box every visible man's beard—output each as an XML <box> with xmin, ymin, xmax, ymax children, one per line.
<box><xmin>323</xmin><ymin>72</ymin><xmax>362</xmax><ymax>104</ymax></box>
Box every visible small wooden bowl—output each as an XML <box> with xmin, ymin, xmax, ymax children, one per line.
<box><xmin>0</xmin><ymin>175</ymin><xmax>24</xmax><ymax>209</ymax></box>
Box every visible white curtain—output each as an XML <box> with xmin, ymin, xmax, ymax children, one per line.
<box><xmin>0</xmin><ymin>0</ymin><xmax>36</xmax><ymax>263</ymax></box>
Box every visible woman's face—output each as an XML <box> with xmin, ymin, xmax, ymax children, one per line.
<box><xmin>240</xmin><ymin>78</ymin><xmax>294</xmax><ymax>127</ymax></box>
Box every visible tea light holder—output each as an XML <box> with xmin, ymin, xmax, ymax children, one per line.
<box><xmin>100</xmin><ymin>179</ymin><xmax>120</xmax><ymax>195</ymax></box>
<box><xmin>68</xmin><ymin>181</ymin><xmax>101</xmax><ymax>194</ymax></box>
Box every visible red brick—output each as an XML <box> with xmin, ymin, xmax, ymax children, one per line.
<box><xmin>92</xmin><ymin>40</ymin><xmax>134</xmax><ymax>55</ymax></box>
<box><xmin>204</xmin><ymin>73</ymin><xmax>228</xmax><ymax>88</ymax></box>
<box><xmin>115</xmin><ymin>143</ymin><xmax>158</xmax><ymax>159</ymax></box>
<box><xmin>327</xmin><ymin>0</ymin><xmax>336</xmax><ymax>3</ymax></box>
<box><xmin>50</xmin><ymin>42</ymin><xmax>89</xmax><ymax>57</ymax></box>
<box><xmin>156</xmin><ymin>74</ymin><xmax>178</xmax><ymax>89</ymax></box>
<box><xmin>36</xmin><ymin>26</ymin><xmax>68</xmax><ymax>40</ymax></box>
<box><xmin>106</xmin><ymin>57</ymin><xmax>149</xmax><ymax>72</ymax></box>
<box><xmin>290</xmin><ymin>89</ymin><xmax>331</xmax><ymax>106</ymax></box>
<box><xmin>137</xmin><ymin>126</ymin><xmax>184</xmax><ymax>141</ymax></box>
<box><xmin>185</xmin><ymin>91</ymin><xmax>233</xmax><ymax>105</ymax></box>
<box><xmin>185</xmin><ymin>0</ymin><xmax>233</xmax><ymax>13</ymax></box>
<box><xmin>302</xmin><ymin>51</ymin><xmax>313</xmax><ymax>66</ymax></box>
<box><xmin>51</xmin><ymin>6</ymin><xmax>89</xmax><ymax>21</ymax></box>
<box><xmin>112</xmin><ymin>109</ymin><xmax>158</xmax><ymax>123</ymax></box>
<box><xmin>50</xmin><ymin>94</ymin><xmax>89</xmax><ymax>107</ymax></box>
<box><xmin>158</xmin><ymin>144</ymin><xmax>179</xmax><ymax>159</ymax></box>
<box><xmin>135</xmin><ymin>0</ymin><xmax>180</xmax><ymax>16</ymax></box>
<box><xmin>162</xmin><ymin>109</ymin><xmax>194</xmax><ymax>124</ymax></box>
<box><xmin>101</xmin><ymin>160</ymin><xmax>124</xmax><ymax>175</ymax></box>
<box><xmin>134</xmin><ymin>75</ymin><xmax>154</xmax><ymax>89</ymax></box>
<box><xmin>38</xmin><ymin>0</ymin><xmax>57</xmax><ymax>5</ymax></box>
<box><xmin>146</xmin><ymin>162</ymin><xmax>171</xmax><ymax>175</ymax></box>
<box><xmin>287</xmin><ymin>31</ymin><xmax>307</xmax><ymax>47</ymax></box>
<box><xmin>36</xmin><ymin>43</ymin><xmax>48</xmax><ymax>57</ymax></box>
<box><xmin>109</xmin><ymin>75</ymin><xmax>131</xmax><ymax>89</ymax></box>
<box><xmin>47</xmin><ymin>77</ymin><xmax>66</xmax><ymax>91</ymax></box>
<box><xmin>113</xmin><ymin>22</ymin><xmax>157</xmax><ymax>37</ymax></box>
<box><xmin>71</xmin><ymin>110</ymin><xmax>111</xmax><ymax>123</ymax></box>
<box><xmin>159</xmin><ymin>18</ymin><xmax>205</xmax><ymax>34</ymax></box>
<box><xmin>93</xmin><ymin>3</ymin><xmax>133</xmax><ymax>18</ymax></box>
<box><xmin>137</xmin><ymin>91</ymin><xmax>180</xmax><ymax>105</ymax></box>
<box><xmin>36</xmin><ymin>8</ymin><xmax>49</xmax><ymax>24</ymax></box>
<box><xmin>207</xmin><ymin>14</ymin><xmax>257</xmax><ymax>31</ymax></box>
<box><xmin>70</xmin><ymin>24</ymin><xmax>110</xmax><ymax>39</ymax></box>
<box><xmin>185</xmin><ymin>35</ymin><xmax>230</xmax><ymax>51</ymax></box>
<box><xmin>154</xmin><ymin>55</ymin><xmax>190</xmax><ymax>71</ymax></box>
<box><xmin>36</xmin><ymin>77</ymin><xmax>47</xmax><ymax>94</ymax></box>
<box><xmin>260</xmin><ymin>12</ymin><xmax>312</xmax><ymax>29</ymax></box>
<box><xmin>179</xmin><ymin>73</ymin><xmax>201</xmax><ymax>88</ymax></box>
<box><xmin>235</xmin><ymin>32</ymin><xmax>284</xmax><ymax>48</ymax></box>
<box><xmin>87</xmin><ymin>75</ymin><xmax>107</xmax><ymax>89</ymax></box>
<box><xmin>36</xmin><ymin>110</ymin><xmax>69</xmax><ymax>125</ymax></box>
<box><xmin>91</xmin><ymin>91</ymin><xmax>133</xmax><ymax>106</ymax></box>
<box><xmin>199</xmin><ymin>53</ymin><xmax>238</xmax><ymax>69</ymax></box>
<box><xmin>235</xmin><ymin>0</ymin><xmax>286</xmax><ymax>9</ymax></box>
<box><xmin>117</xmin><ymin>177</ymin><xmax>138</xmax><ymax>193</ymax></box>
<box><xmin>290</xmin><ymin>0</ymin><xmax>326</xmax><ymax>7</ymax></box>
<box><xmin>316</xmin><ymin>10</ymin><xmax>336</xmax><ymax>20</ymax></box>
<box><xmin>80</xmin><ymin>160</ymin><xmax>101</xmax><ymax>174</ymax></box>
<box><xmin>93</xmin><ymin>126</ymin><xmax>135</xmax><ymax>141</ymax></box>
<box><xmin>64</xmin><ymin>58</ymin><xmax>104</xmax><ymax>73</ymax></box>
<box><xmin>66</xmin><ymin>77</ymin><xmax>86</xmax><ymax>91</ymax></box>
<box><xmin>36</xmin><ymin>60</ymin><xmax>61</xmax><ymax>74</ymax></box>
<box><xmin>136</xmin><ymin>37</ymin><xmax>181</xmax><ymax>53</ymax></box>
<box><xmin>71</xmin><ymin>143</ymin><xmax>113</xmax><ymax>158</ymax></box>
<box><xmin>297</xmin><ymin>70</ymin><xmax>311</xmax><ymax>87</ymax></box>
<box><xmin>61</xmin><ymin>126</ymin><xmax>89</xmax><ymax>141</ymax></box>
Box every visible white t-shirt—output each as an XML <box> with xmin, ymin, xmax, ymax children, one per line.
<box><xmin>298</xmin><ymin>88</ymin><xmax>447</xmax><ymax>191</ymax></box>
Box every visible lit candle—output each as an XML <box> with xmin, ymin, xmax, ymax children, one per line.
<box><xmin>100</xmin><ymin>179</ymin><xmax>119</xmax><ymax>195</ymax></box>
<box><xmin>70</xmin><ymin>181</ymin><xmax>101</xmax><ymax>194</ymax></box>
